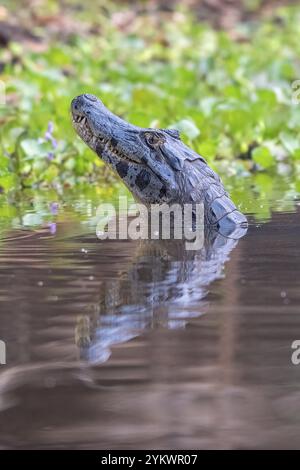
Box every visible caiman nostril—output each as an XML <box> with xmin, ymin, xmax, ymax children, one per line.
<box><xmin>71</xmin><ymin>96</ymin><xmax>83</xmax><ymax>112</ymax></box>
<box><xmin>83</xmin><ymin>94</ymin><xmax>98</xmax><ymax>102</ymax></box>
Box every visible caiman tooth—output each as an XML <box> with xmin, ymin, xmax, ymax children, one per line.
<box><xmin>76</xmin><ymin>115</ymin><xmax>84</xmax><ymax>123</ymax></box>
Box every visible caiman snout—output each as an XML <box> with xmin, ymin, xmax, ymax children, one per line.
<box><xmin>71</xmin><ymin>94</ymin><xmax>101</xmax><ymax>114</ymax></box>
<box><xmin>71</xmin><ymin>95</ymin><xmax>83</xmax><ymax>112</ymax></box>
<box><xmin>82</xmin><ymin>94</ymin><xmax>98</xmax><ymax>102</ymax></box>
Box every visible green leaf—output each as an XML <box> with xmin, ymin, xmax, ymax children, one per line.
<box><xmin>0</xmin><ymin>174</ymin><xmax>16</xmax><ymax>191</ymax></box>
<box><xmin>20</xmin><ymin>139</ymin><xmax>41</xmax><ymax>157</ymax></box>
<box><xmin>252</xmin><ymin>147</ymin><xmax>274</xmax><ymax>169</ymax></box>
<box><xmin>172</xmin><ymin>119</ymin><xmax>200</xmax><ymax>140</ymax></box>
<box><xmin>64</xmin><ymin>158</ymin><xmax>76</xmax><ymax>171</ymax></box>
<box><xmin>292</xmin><ymin>149</ymin><xmax>300</xmax><ymax>160</ymax></box>
<box><xmin>279</xmin><ymin>132</ymin><xmax>300</xmax><ymax>156</ymax></box>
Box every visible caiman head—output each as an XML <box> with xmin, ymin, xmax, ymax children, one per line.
<box><xmin>71</xmin><ymin>94</ymin><xmax>247</xmax><ymax>233</ymax></box>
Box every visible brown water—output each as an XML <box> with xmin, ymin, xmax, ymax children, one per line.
<box><xmin>0</xmin><ymin>187</ymin><xmax>300</xmax><ymax>449</ymax></box>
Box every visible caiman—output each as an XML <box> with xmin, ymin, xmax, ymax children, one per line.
<box><xmin>71</xmin><ymin>94</ymin><xmax>247</xmax><ymax>233</ymax></box>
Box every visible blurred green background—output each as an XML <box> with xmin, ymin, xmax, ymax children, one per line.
<box><xmin>0</xmin><ymin>0</ymin><xmax>300</xmax><ymax>214</ymax></box>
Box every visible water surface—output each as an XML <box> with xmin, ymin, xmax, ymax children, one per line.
<box><xmin>0</xmin><ymin>181</ymin><xmax>300</xmax><ymax>449</ymax></box>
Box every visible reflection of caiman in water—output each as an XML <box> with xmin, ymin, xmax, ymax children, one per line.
<box><xmin>75</xmin><ymin>224</ymin><xmax>246</xmax><ymax>363</ymax></box>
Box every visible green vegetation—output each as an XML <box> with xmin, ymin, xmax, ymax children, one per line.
<box><xmin>0</xmin><ymin>1</ymin><xmax>300</xmax><ymax>211</ymax></box>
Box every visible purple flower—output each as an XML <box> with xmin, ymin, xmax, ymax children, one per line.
<box><xmin>48</xmin><ymin>222</ymin><xmax>57</xmax><ymax>235</ymax></box>
<box><xmin>47</xmin><ymin>152</ymin><xmax>54</xmax><ymax>161</ymax></box>
<box><xmin>45</xmin><ymin>121</ymin><xmax>57</xmax><ymax>149</ymax></box>
<box><xmin>47</xmin><ymin>122</ymin><xmax>54</xmax><ymax>134</ymax></box>
<box><xmin>49</xmin><ymin>202</ymin><xmax>59</xmax><ymax>215</ymax></box>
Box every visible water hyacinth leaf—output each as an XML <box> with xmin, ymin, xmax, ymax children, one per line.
<box><xmin>0</xmin><ymin>2</ymin><xmax>300</xmax><ymax>191</ymax></box>
<box><xmin>172</xmin><ymin>119</ymin><xmax>200</xmax><ymax>140</ymax></box>
<box><xmin>43</xmin><ymin>164</ymin><xmax>59</xmax><ymax>182</ymax></box>
<box><xmin>292</xmin><ymin>149</ymin><xmax>300</xmax><ymax>160</ymax></box>
<box><xmin>252</xmin><ymin>146</ymin><xmax>274</xmax><ymax>169</ymax></box>
<box><xmin>279</xmin><ymin>132</ymin><xmax>300</xmax><ymax>156</ymax></box>
<box><xmin>20</xmin><ymin>139</ymin><xmax>53</xmax><ymax>159</ymax></box>
<box><xmin>0</xmin><ymin>154</ymin><xmax>10</xmax><ymax>172</ymax></box>
<box><xmin>20</xmin><ymin>139</ymin><xmax>42</xmax><ymax>157</ymax></box>
<box><xmin>0</xmin><ymin>175</ymin><xmax>16</xmax><ymax>191</ymax></box>
<box><xmin>32</xmin><ymin>160</ymin><xmax>47</xmax><ymax>171</ymax></box>
<box><xmin>64</xmin><ymin>158</ymin><xmax>76</xmax><ymax>171</ymax></box>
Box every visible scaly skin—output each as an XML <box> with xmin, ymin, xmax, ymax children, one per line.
<box><xmin>71</xmin><ymin>94</ymin><xmax>247</xmax><ymax>233</ymax></box>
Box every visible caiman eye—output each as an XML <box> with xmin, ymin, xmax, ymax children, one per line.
<box><xmin>144</xmin><ymin>132</ymin><xmax>164</xmax><ymax>147</ymax></box>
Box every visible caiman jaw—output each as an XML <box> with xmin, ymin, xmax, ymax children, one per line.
<box><xmin>73</xmin><ymin>114</ymin><xmax>88</xmax><ymax>125</ymax></box>
<box><xmin>72</xmin><ymin>111</ymin><xmax>94</xmax><ymax>143</ymax></box>
<box><xmin>72</xmin><ymin>107</ymin><xmax>143</xmax><ymax>166</ymax></box>
<box><xmin>72</xmin><ymin>112</ymin><xmax>142</xmax><ymax>169</ymax></box>
<box><xmin>103</xmin><ymin>140</ymin><xmax>145</xmax><ymax>166</ymax></box>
